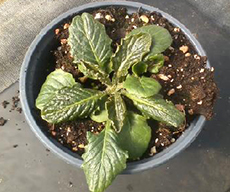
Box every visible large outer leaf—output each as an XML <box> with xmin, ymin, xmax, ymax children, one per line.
<box><xmin>112</xmin><ymin>33</ymin><xmax>151</xmax><ymax>82</ymax></box>
<box><xmin>79</xmin><ymin>61</ymin><xmax>112</xmax><ymax>85</ymax></box>
<box><xmin>127</xmin><ymin>25</ymin><xmax>172</xmax><ymax>57</ymax></box>
<box><xmin>82</xmin><ymin>121</ymin><xmax>128</xmax><ymax>192</ymax></box>
<box><xmin>36</xmin><ymin>69</ymin><xmax>78</xmax><ymax>111</ymax></box>
<box><xmin>68</xmin><ymin>13</ymin><xmax>112</xmax><ymax>73</ymax></box>
<box><xmin>41</xmin><ymin>85</ymin><xmax>106</xmax><ymax>123</ymax></box>
<box><xmin>125</xmin><ymin>93</ymin><xmax>185</xmax><ymax>127</ymax></box>
<box><xmin>106</xmin><ymin>93</ymin><xmax>126</xmax><ymax>133</ymax></box>
<box><xmin>118</xmin><ymin>112</ymin><xmax>151</xmax><ymax>159</ymax></box>
<box><xmin>123</xmin><ymin>75</ymin><xmax>161</xmax><ymax>98</ymax></box>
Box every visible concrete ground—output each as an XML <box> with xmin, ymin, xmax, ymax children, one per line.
<box><xmin>0</xmin><ymin>0</ymin><xmax>230</xmax><ymax>192</ymax></box>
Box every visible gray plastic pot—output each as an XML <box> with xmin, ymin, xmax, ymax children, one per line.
<box><xmin>20</xmin><ymin>1</ymin><xmax>207</xmax><ymax>174</ymax></box>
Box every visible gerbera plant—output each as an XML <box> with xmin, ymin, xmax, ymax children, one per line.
<box><xmin>36</xmin><ymin>13</ymin><xmax>185</xmax><ymax>192</ymax></box>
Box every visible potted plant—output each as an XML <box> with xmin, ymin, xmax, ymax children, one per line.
<box><xmin>20</xmin><ymin>2</ymin><xmax>217</xmax><ymax>192</ymax></box>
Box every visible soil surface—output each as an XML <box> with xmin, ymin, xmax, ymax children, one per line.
<box><xmin>48</xmin><ymin>120</ymin><xmax>104</xmax><ymax>155</ymax></box>
<box><xmin>44</xmin><ymin>7</ymin><xmax>217</xmax><ymax>158</ymax></box>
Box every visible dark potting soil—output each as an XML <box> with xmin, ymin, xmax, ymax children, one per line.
<box><xmin>48</xmin><ymin>120</ymin><xmax>104</xmax><ymax>155</ymax></box>
<box><xmin>45</xmin><ymin>7</ymin><xmax>217</xmax><ymax>158</ymax></box>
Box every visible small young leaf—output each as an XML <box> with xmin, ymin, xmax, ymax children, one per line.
<box><xmin>147</xmin><ymin>54</ymin><xmax>165</xmax><ymax>73</ymax></box>
<box><xmin>112</xmin><ymin>33</ymin><xmax>152</xmax><ymax>82</ymax></box>
<box><xmin>79</xmin><ymin>61</ymin><xmax>112</xmax><ymax>85</ymax></box>
<box><xmin>36</xmin><ymin>69</ymin><xmax>78</xmax><ymax>111</ymax></box>
<box><xmin>118</xmin><ymin>112</ymin><xmax>151</xmax><ymax>159</ymax></box>
<box><xmin>90</xmin><ymin>98</ymin><xmax>108</xmax><ymax>123</ymax></box>
<box><xmin>90</xmin><ymin>109</ymin><xmax>108</xmax><ymax>123</ymax></box>
<box><xmin>106</xmin><ymin>93</ymin><xmax>126</xmax><ymax>133</ymax></box>
<box><xmin>132</xmin><ymin>62</ymin><xmax>148</xmax><ymax>76</ymax></box>
<box><xmin>82</xmin><ymin>121</ymin><xmax>128</xmax><ymax>192</ymax></box>
<box><xmin>68</xmin><ymin>13</ymin><xmax>113</xmax><ymax>73</ymax></box>
<box><xmin>127</xmin><ymin>25</ymin><xmax>172</xmax><ymax>57</ymax></box>
<box><xmin>41</xmin><ymin>85</ymin><xmax>106</xmax><ymax>124</ymax></box>
<box><xmin>124</xmin><ymin>92</ymin><xmax>185</xmax><ymax>127</ymax></box>
<box><xmin>123</xmin><ymin>75</ymin><xmax>162</xmax><ymax>98</ymax></box>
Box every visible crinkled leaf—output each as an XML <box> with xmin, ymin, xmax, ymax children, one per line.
<box><xmin>127</xmin><ymin>25</ymin><xmax>172</xmax><ymax>57</ymax></box>
<box><xmin>112</xmin><ymin>33</ymin><xmax>151</xmax><ymax>82</ymax></box>
<box><xmin>123</xmin><ymin>75</ymin><xmax>161</xmax><ymax>98</ymax></box>
<box><xmin>106</xmin><ymin>93</ymin><xmax>126</xmax><ymax>133</ymax></box>
<box><xmin>68</xmin><ymin>12</ymin><xmax>112</xmax><ymax>73</ymax></box>
<box><xmin>125</xmin><ymin>93</ymin><xmax>185</xmax><ymax>127</ymax></box>
<box><xmin>41</xmin><ymin>85</ymin><xmax>106</xmax><ymax>124</ymax></box>
<box><xmin>118</xmin><ymin>112</ymin><xmax>151</xmax><ymax>159</ymax></box>
<box><xmin>82</xmin><ymin>121</ymin><xmax>128</xmax><ymax>192</ymax></box>
<box><xmin>147</xmin><ymin>54</ymin><xmax>165</xmax><ymax>73</ymax></box>
<box><xmin>36</xmin><ymin>69</ymin><xmax>79</xmax><ymax>111</ymax></box>
<box><xmin>79</xmin><ymin>61</ymin><xmax>112</xmax><ymax>85</ymax></box>
<box><xmin>132</xmin><ymin>62</ymin><xmax>148</xmax><ymax>76</ymax></box>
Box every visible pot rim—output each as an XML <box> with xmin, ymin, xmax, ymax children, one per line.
<box><xmin>20</xmin><ymin>1</ymin><xmax>207</xmax><ymax>174</ymax></box>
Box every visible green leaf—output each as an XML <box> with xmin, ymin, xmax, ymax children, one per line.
<box><xmin>106</xmin><ymin>93</ymin><xmax>126</xmax><ymax>133</ymax></box>
<box><xmin>82</xmin><ymin>121</ymin><xmax>128</xmax><ymax>192</ymax></box>
<box><xmin>124</xmin><ymin>92</ymin><xmax>185</xmax><ymax>127</ymax></box>
<box><xmin>147</xmin><ymin>54</ymin><xmax>165</xmax><ymax>73</ymax></box>
<box><xmin>68</xmin><ymin>12</ymin><xmax>113</xmax><ymax>73</ymax></box>
<box><xmin>79</xmin><ymin>61</ymin><xmax>112</xmax><ymax>85</ymax></box>
<box><xmin>41</xmin><ymin>85</ymin><xmax>106</xmax><ymax>124</ymax></box>
<box><xmin>123</xmin><ymin>75</ymin><xmax>161</xmax><ymax>98</ymax></box>
<box><xmin>90</xmin><ymin>98</ymin><xmax>108</xmax><ymax>123</ymax></box>
<box><xmin>132</xmin><ymin>62</ymin><xmax>148</xmax><ymax>76</ymax></box>
<box><xmin>118</xmin><ymin>112</ymin><xmax>151</xmax><ymax>159</ymax></box>
<box><xmin>36</xmin><ymin>69</ymin><xmax>78</xmax><ymax>111</ymax></box>
<box><xmin>127</xmin><ymin>25</ymin><xmax>172</xmax><ymax>57</ymax></box>
<box><xmin>90</xmin><ymin>109</ymin><xmax>108</xmax><ymax>123</ymax></box>
<box><xmin>112</xmin><ymin>33</ymin><xmax>152</xmax><ymax>82</ymax></box>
